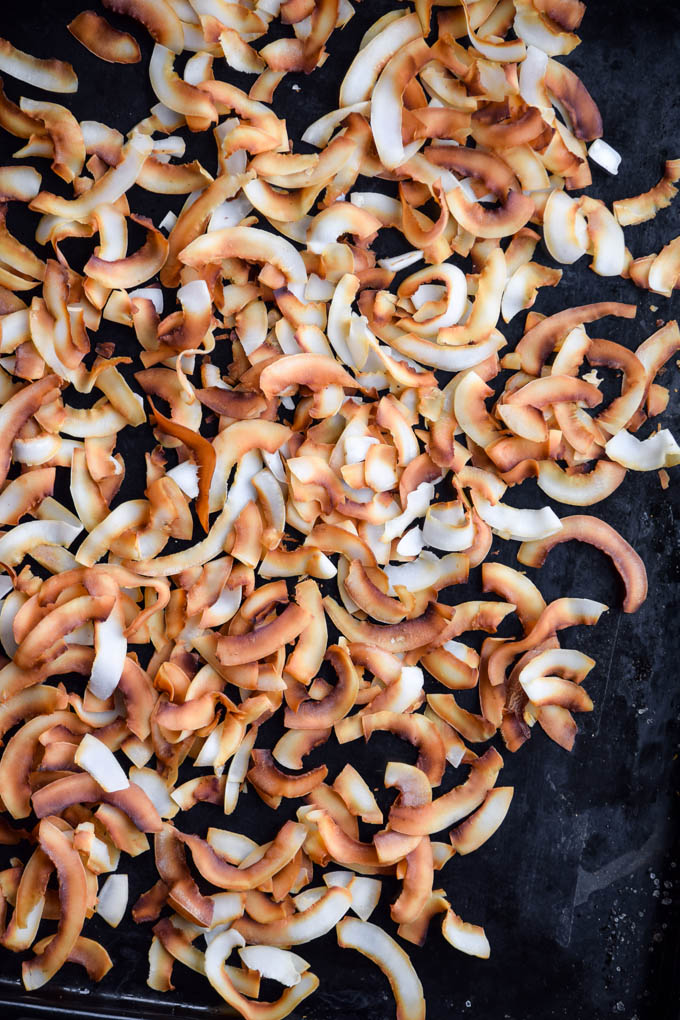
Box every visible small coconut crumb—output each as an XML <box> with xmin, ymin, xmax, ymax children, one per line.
<box><xmin>582</xmin><ymin>369</ymin><xmax>603</xmax><ymax>387</ymax></box>
<box><xmin>291</xmin><ymin>84</ymin><xmax>301</xmax><ymax>92</ymax></box>
<box><xmin>159</xmin><ymin>210</ymin><xmax>177</xmax><ymax>233</ymax></box>
<box><xmin>659</xmin><ymin>469</ymin><xmax>670</xmax><ymax>490</ymax></box>
<box><xmin>650</xmin><ymin>305</ymin><xmax>658</xmax><ymax>312</ymax></box>
<box><xmin>500</xmin><ymin>352</ymin><xmax>521</xmax><ymax>370</ymax></box>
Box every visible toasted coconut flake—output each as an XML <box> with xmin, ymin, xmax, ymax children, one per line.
<box><xmin>33</xmin><ymin>773</ymin><xmax>163</xmax><ymax>832</ymax></box>
<box><xmin>614</xmin><ymin>158</ymin><xmax>680</xmax><ymax>226</ymax></box>
<box><xmin>473</xmin><ymin>494</ymin><xmax>561</xmax><ymax>542</ymax></box>
<box><xmin>0</xmin><ymin>38</ymin><xmax>77</xmax><ymax>93</ymax></box>
<box><xmin>180</xmin><ymin>820</ymin><xmax>306</xmax><ymax>891</ymax></box>
<box><xmin>68</xmin><ymin>11</ymin><xmax>141</xmax><ymax>64</ymax></box>
<box><xmin>340</xmin><ymin>12</ymin><xmax>422</xmax><ymax>106</ymax></box>
<box><xmin>605</xmin><ymin>428</ymin><xmax>680</xmax><ymax>472</ymax></box>
<box><xmin>336</xmin><ymin>918</ymin><xmax>425</xmax><ymax>1020</ymax></box>
<box><xmin>449</xmin><ymin>787</ymin><xmax>514</xmax><ymax>854</ymax></box>
<box><xmin>543</xmin><ymin>189</ymin><xmax>588</xmax><ymax>264</ymax></box>
<box><xmin>148</xmin><ymin>398</ymin><xmax>215</xmax><ymax>531</ymax></box>
<box><xmin>238</xmin><ymin>945</ymin><xmax>309</xmax><ymax>987</ymax></box>
<box><xmin>181</xmin><ymin>226</ymin><xmax>307</xmax><ymax>300</ymax></box>
<box><xmin>96</xmin><ymin>873</ymin><xmax>128</xmax><ymax>928</ymax></box>
<box><xmin>389</xmin><ymin>748</ymin><xmax>503</xmax><ymax>836</ymax></box>
<box><xmin>205</xmin><ymin>929</ymin><xmax>318</xmax><ymax>1018</ymax></box>
<box><xmin>502</xmin><ymin>263</ymin><xmax>562</xmax><ymax>323</ymax></box>
<box><xmin>102</xmin><ymin>0</ymin><xmax>184</xmax><ymax>53</ymax></box>
<box><xmin>324</xmin><ymin>597</ymin><xmax>449</xmax><ymax>653</ymax></box>
<box><xmin>333</xmin><ymin>764</ymin><xmax>382</xmax><ymax>825</ymax></box>
<box><xmin>0</xmin><ymin>165</ymin><xmax>42</xmax><ymax>203</ymax></box>
<box><xmin>30</xmin><ymin>133</ymin><xmax>153</xmax><ymax>220</ymax></box>
<box><xmin>441</xmin><ymin>908</ymin><xmax>490</xmax><ymax>959</ymax></box>
<box><xmin>217</xmin><ymin>602</ymin><xmax>309</xmax><ymax>666</ymax></box>
<box><xmin>150</xmin><ymin>45</ymin><xmax>217</xmax><ymax>125</ymax></box>
<box><xmin>74</xmin><ymin>733</ymin><xmax>130</xmax><ymax>792</ymax></box>
<box><xmin>233</xmin><ymin>885</ymin><xmax>352</xmax><ymax>945</ymax></box>
<box><xmin>371</xmin><ymin>38</ymin><xmax>432</xmax><ymax>172</ymax></box>
<box><xmin>19</xmin><ymin>99</ymin><xmax>85</xmax><ymax>184</ymax></box>
<box><xmin>85</xmin><ymin>215</ymin><xmax>169</xmax><ymax>290</ymax></box>
<box><xmin>536</xmin><ymin>459</ymin><xmax>626</xmax><ymax>505</ymax></box>
<box><xmin>22</xmin><ymin>819</ymin><xmax>88</xmax><ymax>990</ymax></box>
<box><xmin>517</xmin><ymin>302</ymin><xmax>636</xmax><ymax>376</ymax></box>
<box><xmin>518</xmin><ymin>515</ymin><xmax>647</xmax><ymax>612</ymax></box>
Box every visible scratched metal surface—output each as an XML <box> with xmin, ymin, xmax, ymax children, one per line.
<box><xmin>0</xmin><ymin>1</ymin><xmax>679</xmax><ymax>1019</ymax></box>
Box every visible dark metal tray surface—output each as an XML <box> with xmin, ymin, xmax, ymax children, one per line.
<box><xmin>0</xmin><ymin>0</ymin><xmax>678</xmax><ymax>1018</ymax></box>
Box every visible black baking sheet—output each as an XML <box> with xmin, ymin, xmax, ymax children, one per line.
<box><xmin>0</xmin><ymin>1</ymin><xmax>679</xmax><ymax>1018</ymax></box>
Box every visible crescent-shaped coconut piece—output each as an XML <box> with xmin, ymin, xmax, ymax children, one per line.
<box><xmin>613</xmin><ymin>158</ymin><xmax>680</xmax><ymax>226</ymax></box>
<box><xmin>0</xmin><ymin>38</ymin><xmax>77</xmax><ymax>93</ymax></box>
<box><xmin>259</xmin><ymin>353</ymin><xmax>357</xmax><ymax>400</ymax></box>
<box><xmin>84</xmin><ymin>214</ymin><xmax>169</xmax><ymax>290</ymax></box>
<box><xmin>30</xmin><ymin>132</ymin><xmax>153</xmax><ymax>219</ymax></box>
<box><xmin>472</xmin><ymin>494</ymin><xmax>562</xmax><ymax>543</ymax></box>
<box><xmin>205</xmin><ymin>928</ymin><xmax>318</xmax><ymax>1018</ymax></box>
<box><xmin>542</xmin><ymin>190</ymin><xmax>588</xmax><ymax>268</ymax></box>
<box><xmin>178</xmin><ymin>820</ymin><xmax>306</xmax><ymax>891</ymax></box>
<box><xmin>585</xmin><ymin>338</ymin><xmax>646</xmax><ymax>435</ymax></box>
<box><xmin>232</xmin><ymin>886</ymin><xmax>352</xmax><ymax>946</ymax></box>
<box><xmin>441</xmin><ymin>908</ymin><xmax>490</xmax><ymax>960</ymax></box>
<box><xmin>18</xmin><ymin>98</ymin><xmax>85</xmax><ymax>183</ymax></box>
<box><xmin>344</xmin><ymin>560</ymin><xmax>407</xmax><ymax>624</ymax></box>
<box><xmin>216</xmin><ymin>602</ymin><xmax>310</xmax><ymax>666</ymax></box>
<box><xmin>21</xmin><ymin>819</ymin><xmax>88</xmax><ymax>990</ymax></box>
<box><xmin>454</xmin><ymin>371</ymin><xmax>505</xmax><ymax>448</ymax></box>
<box><xmin>486</xmin><ymin>597</ymin><xmax>607</xmax><ymax>689</ymax></box>
<box><xmin>307</xmin><ymin>202</ymin><xmax>382</xmax><ymax>255</ymax></box>
<box><xmin>337</xmin><ymin>918</ymin><xmax>425</xmax><ymax>1020</ymax></box>
<box><xmin>519</xmin><ymin>648</ymin><xmax>595</xmax><ymax>693</ymax></box>
<box><xmin>426</xmin><ymin>146</ymin><xmax>520</xmax><ymax>201</ymax></box>
<box><xmin>536</xmin><ymin>459</ymin><xmax>627</xmax><ymax>505</ymax></box>
<box><xmin>101</xmin><ymin>0</ymin><xmax>184</xmax><ymax>52</ymax></box>
<box><xmin>32</xmin><ymin>934</ymin><xmax>113</xmax><ymax>982</ymax></box>
<box><xmin>247</xmin><ymin>750</ymin><xmax>327</xmax><ymax>800</ymax></box>
<box><xmin>388</xmin><ymin>748</ymin><xmax>504</xmax><ymax>836</ymax></box>
<box><xmin>362</xmin><ymin>711</ymin><xmax>446</xmax><ymax>787</ymax></box>
<box><xmin>323</xmin><ymin>596</ymin><xmax>450</xmax><ymax>652</ymax></box>
<box><xmin>446</xmin><ymin>187</ymin><xmax>535</xmax><ymax>240</ymax></box>
<box><xmin>153</xmin><ymin>823</ymin><xmax>214</xmax><ymax>926</ymax></box>
<box><xmin>0</xmin><ymin>375</ymin><xmax>60</xmax><ymax>485</ymax></box>
<box><xmin>397</xmin><ymin>262</ymin><xmax>467</xmax><ymax>336</ymax></box>
<box><xmin>605</xmin><ymin>428</ymin><xmax>680</xmax><ymax>471</ymax></box>
<box><xmin>544</xmin><ymin>58</ymin><xmax>602</xmax><ymax>140</ymax></box>
<box><xmin>516</xmin><ymin>301</ymin><xmax>637</xmax><ymax>376</ymax></box>
<box><xmin>501</xmin><ymin>262</ymin><xmax>562</xmax><ymax>324</ymax></box>
<box><xmin>285</xmin><ymin>644</ymin><xmax>360</xmax><ymax>730</ymax></box>
<box><xmin>440</xmin><ymin>249</ymin><xmax>506</xmax><ymax>347</ymax></box>
<box><xmin>448</xmin><ymin>785</ymin><xmax>515</xmax><ymax>856</ymax></box>
<box><xmin>340</xmin><ymin>12</ymin><xmax>422</xmax><ymax>106</ymax></box>
<box><xmin>180</xmin><ymin>225</ymin><xmax>307</xmax><ymax>300</ymax></box>
<box><xmin>13</xmin><ymin>593</ymin><xmax>116</xmax><ymax>669</ymax></box>
<box><xmin>0</xmin><ymin>164</ymin><xmax>42</xmax><ymax>202</ymax></box>
<box><xmin>481</xmin><ymin>561</ymin><xmax>546</xmax><ymax>631</ymax></box>
<box><xmin>32</xmin><ymin>773</ymin><xmax>163</xmax><ymax>832</ymax></box>
<box><xmin>370</xmin><ymin>37</ymin><xmax>432</xmax><ymax>172</ymax></box>
<box><xmin>68</xmin><ymin>11</ymin><xmax>141</xmax><ymax>64</ymax></box>
<box><xmin>579</xmin><ymin>196</ymin><xmax>626</xmax><ymax>277</ymax></box>
<box><xmin>504</xmin><ymin>373</ymin><xmax>602</xmax><ymax>409</ymax></box>
<box><xmin>147</xmin><ymin>398</ymin><xmax>215</xmax><ymax>532</ymax></box>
